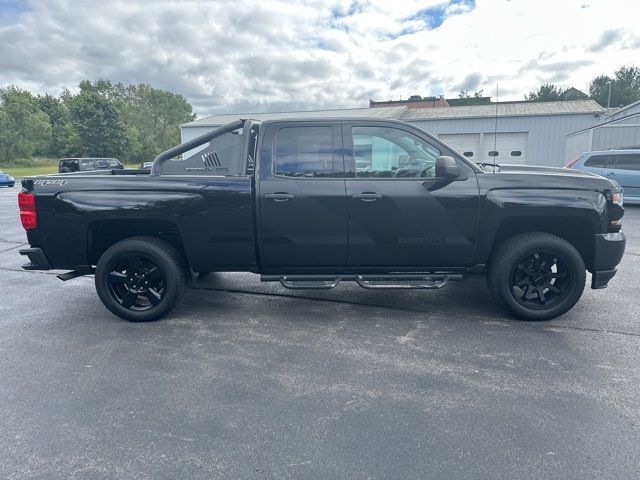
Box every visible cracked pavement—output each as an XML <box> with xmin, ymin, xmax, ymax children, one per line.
<box><xmin>0</xmin><ymin>186</ymin><xmax>639</xmax><ymax>479</ymax></box>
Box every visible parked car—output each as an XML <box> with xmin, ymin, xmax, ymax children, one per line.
<box><xmin>59</xmin><ymin>158</ymin><xmax>124</xmax><ymax>173</ymax></box>
<box><xmin>566</xmin><ymin>149</ymin><xmax>640</xmax><ymax>203</ymax></box>
<box><xmin>19</xmin><ymin>118</ymin><xmax>625</xmax><ymax>323</ymax></box>
<box><xmin>0</xmin><ymin>170</ymin><xmax>15</xmax><ymax>187</ymax></box>
<box><xmin>140</xmin><ymin>162</ymin><xmax>154</xmax><ymax>170</ymax></box>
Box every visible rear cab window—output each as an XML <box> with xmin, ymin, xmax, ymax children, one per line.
<box><xmin>274</xmin><ymin>125</ymin><xmax>341</xmax><ymax>178</ymax></box>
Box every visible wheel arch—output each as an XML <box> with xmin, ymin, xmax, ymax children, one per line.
<box><xmin>487</xmin><ymin>216</ymin><xmax>596</xmax><ymax>271</ymax></box>
<box><xmin>87</xmin><ymin>219</ymin><xmax>187</xmax><ymax>267</ymax></box>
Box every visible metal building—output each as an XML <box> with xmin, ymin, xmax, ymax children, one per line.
<box><xmin>180</xmin><ymin>100</ymin><xmax>604</xmax><ymax>167</ymax></box>
<box><xmin>565</xmin><ymin>100</ymin><xmax>640</xmax><ymax>162</ymax></box>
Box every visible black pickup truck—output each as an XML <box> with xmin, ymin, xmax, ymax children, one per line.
<box><xmin>18</xmin><ymin>118</ymin><xmax>626</xmax><ymax>322</ymax></box>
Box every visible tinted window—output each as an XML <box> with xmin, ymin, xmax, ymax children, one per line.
<box><xmin>612</xmin><ymin>154</ymin><xmax>640</xmax><ymax>171</ymax></box>
<box><xmin>275</xmin><ymin>126</ymin><xmax>337</xmax><ymax>177</ymax></box>
<box><xmin>488</xmin><ymin>151</ymin><xmax>498</xmax><ymax>157</ymax></box>
<box><xmin>511</xmin><ymin>151</ymin><xmax>522</xmax><ymax>157</ymax></box>
<box><xmin>584</xmin><ymin>155</ymin><xmax>608</xmax><ymax>168</ymax></box>
<box><xmin>351</xmin><ymin>126</ymin><xmax>440</xmax><ymax>178</ymax></box>
<box><xmin>463</xmin><ymin>151</ymin><xmax>474</xmax><ymax>157</ymax></box>
<box><xmin>80</xmin><ymin>160</ymin><xmax>96</xmax><ymax>170</ymax></box>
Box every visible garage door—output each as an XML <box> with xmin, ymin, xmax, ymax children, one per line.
<box><xmin>482</xmin><ymin>132</ymin><xmax>528</xmax><ymax>165</ymax></box>
<box><xmin>438</xmin><ymin>133</ymin><xmax>481</xmax><ymax>161</ymax></box>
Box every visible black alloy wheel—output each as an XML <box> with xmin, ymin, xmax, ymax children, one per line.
<box><xmin>106</xmin><ymin>253</ymin><xmax>166</xmax><ymax>311</ymax></box>
<box><xmin>509</xmin><ymin>252</ymin><xmax>571</xmax><ymax>309</ymax></box>
<box><xmin>487</xmin><ymin>232</ymin><xmax>586</xmax><ymax>321</ymax></box>
<box><xmin>95</xmin><ymin>237</ymin><xmax>186</xmax><ymax>322</ymax></box>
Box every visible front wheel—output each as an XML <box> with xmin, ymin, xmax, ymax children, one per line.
<box><xmin>95</xmin><ymin>237</ymin><xmax>186</xmax><ymax>322</ymax></box>
<box><xmin>487</xmin><ymin>232</ymin><xmax>586</xmax><ymax>321</ymax></box>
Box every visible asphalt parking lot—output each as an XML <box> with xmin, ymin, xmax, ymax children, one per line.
<box><xmin>0</xmin><ymin>185</ymin><xmax>639</xmax><ymax>479</ymax></box>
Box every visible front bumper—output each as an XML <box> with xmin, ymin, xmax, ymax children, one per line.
<box><xmin>19</xmin><ymin>247</ymin><xmax>52</xmax><ymax>270</ymax></box>
<box><xmin>591</xmin><ymin>232</ymin><xmax>626</xmax><ymax>289</ymax></box>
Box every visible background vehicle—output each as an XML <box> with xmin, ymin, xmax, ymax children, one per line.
<box><xmin>19</xmin><ymin>119</ymin><xmax>625</xmax><ymax>323</ymax></box>
<box><xmin>58</xmin><ymin>158</ymin><xmax>124</xmax><ymax>173</ymax></box>
<box><xmin>0</xmin><ymin>170</ymin><xmax>15</xmax><ymax>187</ymax></box>
<box><xmin>140</xmin><ymin>162</ymin><xmax>154</xmax><ymax>170</ymax></box>
<box><xmin>566</xmin><ymin>149</ymin><xmax>640</xmax><ymax>203</ymax></box>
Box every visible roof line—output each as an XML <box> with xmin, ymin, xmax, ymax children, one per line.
<box><xmin>567</xmin><ymin>111</ymin><xmax>640</xmax><ymax>137</ymax></box>
<box><xmin>182</xmin><ymin>100</ymin><xmax>605</xmax><ymax>128</ymax></box>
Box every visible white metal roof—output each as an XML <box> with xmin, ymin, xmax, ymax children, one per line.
<box><xmin>401</xmin><ymin>100</ymin><xmax>604</xmax><ymax>121</ymax></box>
<box><xmin>181</xmin><ymin>106</ymin><xmax>407</xmax><ymax>127</ymax></box>
<box><xmin>607</xmin><ymin>99</ymin><xmax>640</xmax><ymax>121</ymax></box>
<box><xmin>181</xmin><ymin>100</ymin><xmax>604</xmax><ymax>128</ymax></box>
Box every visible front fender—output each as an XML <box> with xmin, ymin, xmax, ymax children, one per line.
<box><xmin>475</xmin><ymin>188</ymin><xmax>607</xmax><ymax>264</ymax></box>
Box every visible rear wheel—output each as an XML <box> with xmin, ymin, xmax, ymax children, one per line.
<box><xmin>487</xmin><ymin>232</ymin><xmax>586</xmax><ymax>321</ymax></box>
<box><xmin>95</xmin><ymin>237</ymin><xmax>186</xmax><ymax>322</ymax></box>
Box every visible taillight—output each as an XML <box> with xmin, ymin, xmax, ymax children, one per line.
<box><xmin>607</xmin><ymin>188</ymin><xmax>624</xmax><ymax>232</ymax></box>
<box><xmin>18</xmin><ymin>192</ymin><xmax>37</xmax><ymax>230</ymax></box>
<box><xmin>564</xmin><ymin>157</ymin><xmax>581</xmax><ymax>169</ymax></box>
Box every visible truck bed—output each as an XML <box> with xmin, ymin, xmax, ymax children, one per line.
<box><xmin>21</xmin><ymin>173</ymin><xmax>257</xmax><ymax>272</ymax></box>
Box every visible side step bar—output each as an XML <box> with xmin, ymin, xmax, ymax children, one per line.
<box><xmin>355</xmin><ymin>274</ymin><xmax>461</xmax><ymax>289</ymax></box>
<box><xmin>261</xmin><ymin>273</ymin><xmax>463</xmax><ymax>290</ymax></box>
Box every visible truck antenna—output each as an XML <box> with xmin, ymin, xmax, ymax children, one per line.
<box><xmin>493</xmin><ymin>83</ymin><xmax>499</xmax><ymax>166</ymax></box>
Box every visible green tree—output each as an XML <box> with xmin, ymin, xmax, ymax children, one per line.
<box><xmin>589</xmin><ymin>65</ymin><xmax>640</xmax><ymax>108</ymax></box>
<box><xmin>65</xmin><ymin>89</ymin><xmax>127</xmax><ymax>157</ymax></box>
<box><xmin>70</xmin><ymin>80</ymin><xmax>196</xmax><ymax>163</ymax></box>
<box><xmin>455</xmin><ymin>89</ymin><xmax>487</xmax><ymax>105</ymax></box>
<box><xmin>0</xmin><ymin>86</ymin><xmax>51</xmax><ymax>162</ymax></box>
<box><xmin>35</xmin><ymin>93</ymin><xmax>70</xmax><ymax>157</ymax></box>
<box><xmin>121</xmin><ymin>84</ymin><xmax>196</xmax><ymax>163</ymax></box>
<box><xmin>526</xmin><ymin>84</ymin><xmax>588</xmax><ymax>102</ymax></box>
<box><xmin>526</xmin><ymin>84</ymin><xmax>564</xmax><ymax>102</ymax></box>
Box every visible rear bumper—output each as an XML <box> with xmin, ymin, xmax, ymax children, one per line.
<box><xmin>590</xmin><ymin>232</ymin><xmax>626</xmax><ymax>289</ymax></box>
<box><xmin>19</xmin><ymin>247</ymin><xmax>52</xmax><ymax>270</ymax></box>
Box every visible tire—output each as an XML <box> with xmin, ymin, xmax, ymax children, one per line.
<box><xmin>95</xmin><ymin>236</ymin><xmax>186</xmax><ymax>322</ymax></box>
<box><xmin>487</xmin><ymin>232</ymin><xmax>586</xmax><ymax>321</ymax></box>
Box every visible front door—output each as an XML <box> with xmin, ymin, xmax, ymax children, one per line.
<box><xmin>343</xmin><ymin>122</ymin><xmax>480</xmax><ymax>269</ymax></box>
<box><xmin>257</xmin><ymin>122</ymin><xmax>348</xmax><ymax>271</ymax></box>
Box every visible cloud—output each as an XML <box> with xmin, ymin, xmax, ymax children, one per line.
<box><xmin>0</xmin><ymin>0</ymin><xmax>637</xmax><ymax>117</ymax></box>
<box><xmin>457</xmin><ymin>72</ymin><xmax>483</xmax><ymax>91</ymax></box>
<box><xmin>589</xmin><ymin>29</ymin><xmax>624</xmax><ymax>52</ymax></box>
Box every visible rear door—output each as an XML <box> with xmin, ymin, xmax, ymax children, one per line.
<box><xmin>343</xmin><ymin>121</ymin><xmax>480</xmax><ymax>269</ymax></box>
<box><xmin>606</xmin><ymin>153</ymin><xmax>640</xmax><ymax>198</ymax></box>
<box><xmin>257</xmin><ymin>122</ymin><xmax>348</xmax><ymax>271</ymax></box>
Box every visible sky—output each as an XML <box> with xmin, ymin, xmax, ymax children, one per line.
<box><xmin>0</xmin><ymin>0</ymin><xmax>638</xmax><ymax>117</ymax></box>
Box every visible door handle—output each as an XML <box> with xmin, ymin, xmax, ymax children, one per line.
<box><xmin>352</xmin><ymin>192</ymin><xmax>382</xmax><ymax>202</ymax></box>
<box><xmin>265</xmin><ymin>192</ymin><xmax>295</xmax><ymax>202</ymax></box>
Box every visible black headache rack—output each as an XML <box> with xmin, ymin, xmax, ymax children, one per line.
<box><xmin>151</xmin><ymin>119</ymin><xmax>258</xmax><ymax>176</ymax></box>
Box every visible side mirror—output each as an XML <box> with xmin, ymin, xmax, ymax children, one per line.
<box><xmin>435</xmin><ymin>156</ymin><xmax>463</xmax><ymax>180</ymax></box>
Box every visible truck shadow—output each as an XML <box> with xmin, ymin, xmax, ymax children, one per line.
<box><xmin>191</xmin><ymin>272</ymin><xmax>510</xmax><ymax>322</ymax></box>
